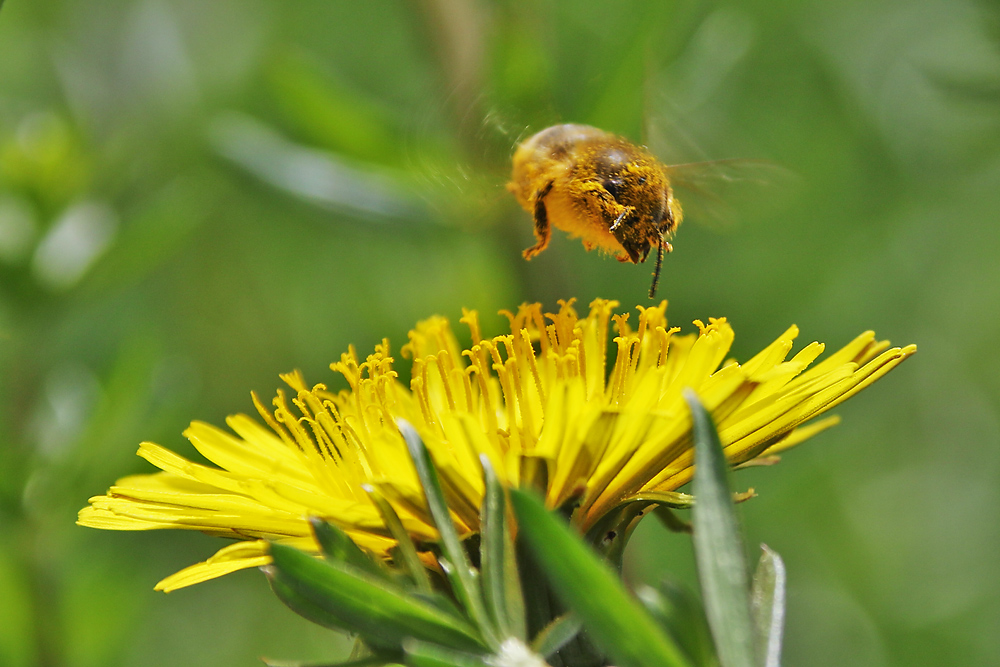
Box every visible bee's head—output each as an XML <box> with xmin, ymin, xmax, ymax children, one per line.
<box><xmin>661</xmin><ymin>188</ymin><xmax>683</xmax><ymax>235</ymax></box>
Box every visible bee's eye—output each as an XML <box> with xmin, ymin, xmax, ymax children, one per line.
<box><xmin>638</xmin><ymin>176</ymin><xmax>647</xmax><ymax>185</ymax></box>
<box><xmin>603</xmin><ymin>178</ymin><xmax>623</xmax><ymax>199</ymax></box>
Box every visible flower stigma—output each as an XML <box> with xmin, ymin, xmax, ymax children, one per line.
<box><xmin>78</xmin><ymin>298</ymin><xmax>915</xmax><ymax>591</ymax></box>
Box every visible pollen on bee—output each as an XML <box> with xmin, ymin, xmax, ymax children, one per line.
<box><xmin>508</xmin><ymin>124</ymin><xmax>683</xmax><ymax>297</ymax></box>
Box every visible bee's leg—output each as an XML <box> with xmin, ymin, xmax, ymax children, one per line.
<box><xmin>578</xmin><ymin>179</ymin><xmax>634</xmax><ymax>229</ymax></box>
<box><xmin>609</xmin><ymin>208</ymin><xmax>630</xmax><ymax>232</ymax></box>
<box><xmin>616</xmin><ymin>230</ymin><xmax>646</xmax><ymax>264</ymax></box>
<box><xmin>523</xmin><ymin>180</ymin><xmax>554</xmax><ymax>260</ymax></box>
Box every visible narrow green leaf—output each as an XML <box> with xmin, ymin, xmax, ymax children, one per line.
<box><xmin>509</xmin><ymin>488</ymin><xmax>692</xmax><ymax>667</ymax></box>
<box><xmin>479</xmin><ymin>455</ymin><xmax>508</xmax><ymax>634</ymax></box>
<box><xmin>268</xmin><ymin>542</ymin><xmax>486</xmax><ymax>652</ymax></box>
<box><xmin>637</xmin><ymin>582</ymin><xmax>718</xmax><ymax>667</ymax></box>
<box><xmin>479</xmin><ymin>454</ymin><xmax>526</xmax><ymax>640</ymax></box>
<box><xmin>529</xmin><ymin>613</ymin><xmax>582</xmax><ymax>659</ymax></box>
<box><xmin>515</xmin><ymin>535</ymin><xmax>558</xmax><ymax>644</ymax></box>
<box><xmin>750</xmin><ymin>545</ymin><xmax>786</xmax><ymax>667</ymax></box>
<box><xmin>309</xmin><ymin>517</ymin><xmax>387</xmax><ymax>579</ymax></box>
<box><xmin>262</xmin><ymin>656</ymin><xmax>389</xmax><ymax>667</ymax></box>
<box><xmin>403</xmin><ymin>639</ymin><xmax>492</xmax><ymax>667</ymax></box>
<box><xmin>411</xmin><ymin>591</ymin><xmax>469</xmax><ymax>620</ymax></box>
<box><xmin>267</xmin><ymin>569</ymin><xmax>376</xmax><ymax>638</ymax></box>
<box><xmin>265</xmin><ymin>51</ymin><xmax>399</xmax><ymax>165</ymax></box>
<box><xmin>684</xmin><ymin>389</ymin><xmax>755</xmax><ymax>667</ymax></box>
<box><xmin>398</xmin><ymin>420</ymin><xmax>497</xmax><ymax>647</ymax></box>
<box><xmin>364</xmin><ymin>484</ymin><xmax>434</xmax><ymax>593</ymax></box>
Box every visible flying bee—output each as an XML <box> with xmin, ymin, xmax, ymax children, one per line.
<box><xmin>508</xmin><ymin>124</ymin><xmax>683</xmax><ymax>299</ymax></box>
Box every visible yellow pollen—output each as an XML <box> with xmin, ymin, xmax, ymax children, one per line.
<box><xmin>79</xmin><ymin>297</ymin><xmax>916</xmax><ymax>592</ymax></box>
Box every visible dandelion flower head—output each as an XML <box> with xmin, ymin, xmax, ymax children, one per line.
<box><xmin>79</xmin><ymin>298</ymin><xmax>914</xmax><ymax>591</ymax></box>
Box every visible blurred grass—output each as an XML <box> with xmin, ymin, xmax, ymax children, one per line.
<box><xmin>1</xmin><ymin>0</ymin><xmax>998</xmax><ymax>665</ymax></box>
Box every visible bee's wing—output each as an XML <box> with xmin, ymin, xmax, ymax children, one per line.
<box><xmin>402</xmin><ymin>107</ymin><xmax>539</xmax><ymax>228</ymax></box>
<box><xmin>664</xmin><ymin>158</ymin><xmax>799</xmax><ymax>231</ymax></box>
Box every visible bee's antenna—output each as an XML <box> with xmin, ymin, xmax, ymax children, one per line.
<box><xmin>649</xmin><ymin>233</ymin><xmax>674</xmax><ymax>299</ymax></box>
<box><xmin>649</xmin><ymin>233</ymin><xmax>665</xmax><ymax>299</ymax></box>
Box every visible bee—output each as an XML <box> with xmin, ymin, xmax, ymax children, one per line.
<box><xmin>508</xmin><ymin>124</ymin><xmax>683</xmax><ymax>298</ymax></box>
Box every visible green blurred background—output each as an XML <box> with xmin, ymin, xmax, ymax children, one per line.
<box><xmin>1</xmin><ymin>0</ymin><xmax>997</xmax><ymax>665</ymax></box>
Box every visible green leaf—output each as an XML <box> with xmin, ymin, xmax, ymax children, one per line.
<box><xmin>529</xmin><ymin>613</ymin><xmax>583</xmax><ymax>659</ymax></box>
<box><xmin>267</xmin><ymin>571</ymin><xmax>374</xmax><ymax>641</ymax></box>
<box><xmin>268</xmin><ymin>542</ymin><xmax>486</xmax><ymax>653</ymax></box>
<box><xmin>208</xmin><ymin>113</ymin><xmax>426</xmax><ymax>221</ymax></box>
<box><xmin>509</xmin><ymin>488</ymin><xmax>692</xmax><ymax>667</ymax></box>
<box><xmin>479</xmin><ymin>454</ymin><xmax>526</xmax><ymax>640</ymax></box>
<box><xmin>684</xmin><ymin>389</ymin><xmax>755</xmax><ymax>667</ymax></box>
<box><xmin>514</xmin><ymin>532</ymin><xmax>559</xmax><ymax>646</ymax></box>
<box><xmin>364</xmin><ymin>485</ymin><xmax>434</xmax><ymax>593</ymax></box>
<box><xmin>398</xmin><ymin>420</ymin><xmax>497</xmax><ymax>647</ymax></box>
<box><xmin>403</xmin><ymin>639</ymin><xmax>492</xmax><ymax>667</ymax></box>
<box><xmin>262</xmin><ymin>656</ymin><xmax>389</xmax><ymax>667</ymax></box>
<box><xmin>309</xmin><ymin>517</ymin><xmax>387</xmax><ymax>580</ymax></box>
<box><xmin>83</xmin><ymin>175</ymin><xmax>213</xmax><ymax>293</ymax></box>
<box><xmin>410</xmin><ymin>591</ymin><xmax>469</xmax><ymax>621</ymax></box>
<box><xmin>265</xmin><ymin>50</ymin><xmax>399</xmax><ymax>165</ymax></box>
<box><xmin>637</xmin><ymin>582</ymin><xmax>718</xmax><ymax>667</ymax></box>
<box><xmin>750</xmin><ymin>545</ymin><xmax>786</xmax><ymax>667</ymax></box>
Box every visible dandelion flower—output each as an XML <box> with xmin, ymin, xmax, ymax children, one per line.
<box><xmin>78</xmin><ymin>298</ymin><xmax>915</xmax><ymax>591</ymax></box>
